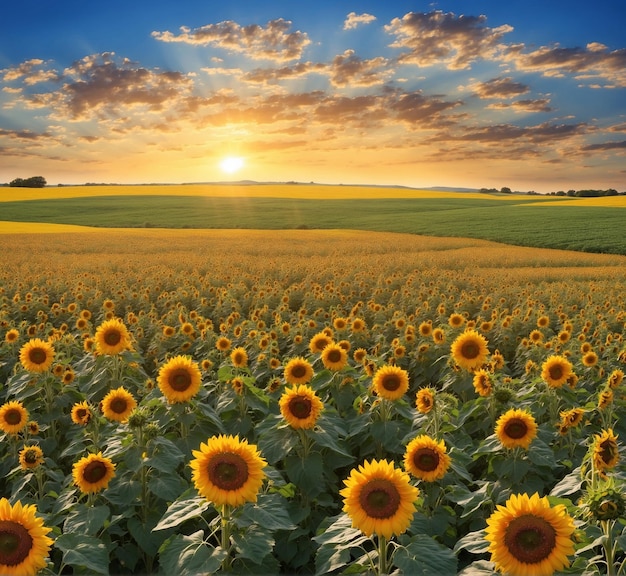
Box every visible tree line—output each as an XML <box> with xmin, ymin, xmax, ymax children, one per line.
<box><xmin>5</xmin><ymin>176</ymin><xmax>47</xmax><ymax>188</ymax></box>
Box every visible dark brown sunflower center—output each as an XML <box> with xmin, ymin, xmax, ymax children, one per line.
<box><xmin>504</xmin><ymin>418</ymin><xmax>528</xmax><ymax>439</ymax></box>
<box><xmin>110</xmin><ymin>398</ymin><xmax>128</xmax><ymax>414</ymax></box>
<box><xmin>104</xmin><ymin>330</ymin><xmax>122</xmax><ymax>346</ymax></box>
<box><xmin>208</xmin><ymin>453</ymin><xmax>249</xmax><ymax>490</ymax></box>
<box><xmin>4</xmin><ymin>409</ymin><xmax>23</xmax><ymax>426</ymax></box>
<box><xmin>83</xmin><ymin>460</ymin><xmax>108</xmax><ymax>483</ymax></box>
<box><xmin>76</xmin><ymin>409</ymin><xmax>88</xmax><ymax>420</ymax></box>
<box><xmin>599</xmin><ymin>440</ymin><xmax>618</xmax><ymax>465</ymax></box>
<box><xmin>24</xmin><ymin>450</ymin><xmax>39</xmax><ymax>464</ymax></box>
<box><xmin>461</xmin><ymin>341</ymin><xmax>480</xmax><ymax>359</ymax></box>
<box><xmin>289</xmin><ymin>396</ymin><xmax>312</xmax><ymax>419</ymax></box>
<box><xmin>28</xmin><ymin>348</ymin><xmax>47</xmax><ymax>365</ymax></box>
<box><xmin>0</xmin><ymin>520</ymin><xmax>33</xmax><ymax>567</ymax></box>
<box><xmin>413</xmin><ymin>448</ymin><xmax>440</xmax><ymax>472</ymax></box>
<box><xmin>382</xmin><ymin>375</ymin><xmax>400</xmax><ymax>391</ymax></box>
<box><xmin>326</xmin><ymin>350</ymin><xmax>342</xmax><ymax>363</ymax></box>
<box><xmin>233</xmin><ymin>354</ymin><xmax>245</xmax><ymax>364</ymax></box>
<box><xmin>169</xmin><ymin>369</ymin><xmax>192</xmax><ymax>392</ymax></box>
<box><xmin>291</xmin><ymin>365</ymin><xmax>307</xmax><ymax>378</ymax></box>
<box><xmin>359</xmin><ymin>478</ymin><xmax>401</xmax><ymax>519</ymax></box>
<box><xmin>505</xmin><ymin>514</ymin><xmax>556</xmax><ymax>564</ymax></box>
<box><xmin>548</xmin><ymin>364</ymin><xmax>564</xmax><ymax>380</ymax></box>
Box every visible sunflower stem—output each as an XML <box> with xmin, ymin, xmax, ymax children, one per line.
<box><xmin>35</xmin><ymin>465</ymin><xmax>45</xmax><ymax>501</ymax></box>
<box><xmin>377</xmin><ymin>534</ymin><xmax>388</xmax><ymax>575</ymax></box>
<box><xmin>602</xmin><ymin>519</ymin><xmax>617</xmax><ymax>576</ymax></box>
<box><xmin>220</xmin><ymin>504</ymin><xmax>233</xmax><ymax>572</ymax></box>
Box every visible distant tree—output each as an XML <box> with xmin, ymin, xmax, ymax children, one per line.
<box><xmin>500</xmin><ymin>186</ymin><xmax>512</xmax><ymax>194</ymax></box>
<box><xmin>9</xmin><ymin>176</ymin><xmax>46</xmax><ymax>188</ymax></box>
<box><xmin>567</xmin><ymin>189</ymin><xmax>576</xmax><ymax>197</ymax></box>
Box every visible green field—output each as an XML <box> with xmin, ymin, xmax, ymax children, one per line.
<box><xmin>2</xmin><ymin>193</ymin><xmax>625</xmax><ymax>254</ymax></box>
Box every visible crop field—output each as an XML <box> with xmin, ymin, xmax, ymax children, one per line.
<box><xmin>0</xmin><ymin>188</ymin><xmax>625</xmax><ymax>575</ymax></box>
<box><xmin>1</xmin><ymin>184</ymin><xmax>625</xmax><ymax>254</ymax></box>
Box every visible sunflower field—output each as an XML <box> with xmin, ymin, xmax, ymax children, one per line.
<box><xmin>0</xmin><ymin>228</ymin><xmax>625</xmax><ymax>576</ymax></box>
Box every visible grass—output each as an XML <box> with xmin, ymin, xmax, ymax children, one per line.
<box><xmin>1</xmin><ymin>192</ymin><xmax>625</xmax><ymax>254</ymax></box>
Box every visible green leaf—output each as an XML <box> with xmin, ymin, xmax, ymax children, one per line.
<box><xmin>453</xmin><ymin>528</ymin><xmax>489</xmax><ymax>554</ymax></box>
<box><xmin>527</xmin><ymin>436</ymin><xmax>556</xmax><ymax>467</ymax></box>
<box><xmin>313</xmin><ymin>514</ymin><xmax>369</xmax><ymax>576</ymax></box>
<box><xmin>549</xmin><ymin>466</ymin><xmax>582</xmax><ymax>497</ymax></box>
<box><xmin>232</xmin><ymin>524</ymin><xmax>274</xmax><ymax>561</ymax></box>
<box><xmin>158</xmin><ymin>530</ymin><xmax>226</xmax><ymax>576</ymax></box>
<box><xmin>235</xmin><ymin>493</ymin><xmax>296</xmax><ymax>531</ymax></box>
<box><xmin>458</xmin><ymin>559</ymin><xmax>497</xmax><ymax>575</ymax></box>
<box><xmin>394</xmin><ymin>534</ymin><xmax>457</xmax><ymax>574</ymax></box>
<box><xmin>145</xmin><ymin>436</ymin><xmax>185</xmax><ymax>473</ymax></box>
<box><xmin>152</xmin><ymin>489</ymin><xmax>210</xmax><ymax>531</ymax></box>
<box><xmin>256</xmin><ymin>417</ymin><xmax>300</xmax><ymax>464</ymax></box>
<box><xmin>148</xmin><ymin>471</ymin><xmax>189</xmax><ymax>502</ymax></box>
<box><xmin>285</xmin><ymin>451</ymin><xmax>325</xmax><ymax>498</ymax></box>
<box><xmin>54</xmin><ymin>533</ymin><xmax>110</xmax><ymax>575</ymax></box>
<box><xmin>63</xmin><ymin>504</ymin><xmax>110</xmax><ymax>536</ymax></box>
<box><xmin>128</xmin><ymin>516</ymin><xmax>169</xmax><ymax>557</ymax></box>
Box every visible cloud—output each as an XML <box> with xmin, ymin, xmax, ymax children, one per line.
<box><xmin>582</xmin><ymin>140</ymin><xmax>626</xmax><ymax>151</ymax></box>
<box><xmin>0</xmin><ymin>128</ymin><xmax>50</xmax><ymax>140</ymax></box>
<box><xmin>52</xmin><ymin>53</ymin><xmax>193</xmax><ymax>120</ymax></box>
<box><xmin>453</xmin><ymin>121</ymin><xmax>587</xmax><ymax>144</ymax></box>
<box><xmin>467</xmin><ymin>76</ymin><xmax>529</xmax><ymax>99</ymax></box>
<box><xmin>504</xmin><ymin>42</ymin><xmax>626</xmax><ymax>86</ymax></box>
<box><xmin>241</xmin><ymin>62</ymin><xmax>326</xmax><ymax>84</ymax></box>
<box><xmin>343</xmin><ymin>12</ymin><xmax>377</xmax><ymax>30</ymax></box>
<box><xmin>329</xmin><ymin>50</ymin><xmax>393</xmax><ymax>87</ymax></box>
<box><xmin>152</xmin><ymin>18</ymin><xmax>310</xmax><ymax>62</ymax></box>
<box><xmin>1</xmin><ymin>59</ymin><xmax>59</xmax><ymax>85</ymax></box>
<box><xmin>486</xmin><ymin>99</ymin><xmax>553</xmax><ymax>113</ymax></box>
<box><xmin>385</xmin><ymin>10</ymin><xmax>513</xmax><ymax>70</ymax></box>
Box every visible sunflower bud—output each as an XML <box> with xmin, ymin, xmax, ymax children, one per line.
<box><xmin>587</xmin><ymin>486</ymin><xmax>625</xmax><ymax>521</ymax></box>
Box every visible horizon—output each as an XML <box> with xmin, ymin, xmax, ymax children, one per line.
<box><xmin>1</xmin><ymin>0</ymin><xmax>625</xmax><ymax>194</ymax></box>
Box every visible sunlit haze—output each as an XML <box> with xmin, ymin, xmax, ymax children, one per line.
<box><xmin>1</xmin><ymin>1</ymin><xmax>625</xmax><ymax>193</ymax></box>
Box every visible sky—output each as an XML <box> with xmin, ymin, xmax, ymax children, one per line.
<box><xmin>1</xmin><ymin>0</ymin><xmax>625</xmax><ymax>193</ymax></box>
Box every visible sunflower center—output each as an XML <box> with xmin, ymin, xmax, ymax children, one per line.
<box><xmin>461</xmin><ymin>341</ymin><xmax>480</xmax><ymax>359</ymax></box>
<box><xmin>599</xmin><ymin>440</ymin><xmax>617</xmax><ymax>465</ymax></box>
<box><xmin>505</xmin><ymin>514</ymin><xmax>556</xmax><ymax>564</ymax></box>
<box><xmin>359</xmin><ymin>478</ymin><xmax>401</xmax><ymax>519</ymax></box>
<box><xmin>110</xmin><ymin>398</ymin><xmax>128</xmax><ymax>414</ymax></box>
<box><xmin>104</xmin><ymin>330</ymin><xmax>122</xmax><ymax>346</ymax></box>
<box><xmin>4</xmin><ymin>409</ymin><xmax>23</xmax><ymax>426</ymax></box>
<box><xmin>382</xmin><ymin>375</ymin><xmax>400</xmax><ymax>391</ymax></box>
<box><xmin>291</xmin><ymin>365</ymin><xmax>307</xmax><ymax>378</ymax></box>
<box><xmin>413</xmin><ymin>448</ymin><xmax>440</xmax><ymax>472</ymax></box>
<box><xmin>548</xmin><ymin>364</ymin><xmax>564</xmax><ymax>381</ymax></box>
<box><xmin>83</xmin><ymin>460</ymin><xmax>108</xmax><ymax>483</ymax></box>
<box><xmin>169</xmin><ymin>369</ymin><xmax>192</xmax><ymax>392</ymax></box>
<box><xmin>76</xmin><ymin>408</ymin><xmax>88</xmax><ymax>420</ymax></box>
<box><xmin>0</xmin><ymin>520</ymin><xmax>34</xmax><ymax>567</ymax></box>
<box><xmin>24</xmin><ymin>450</ymin><xmax>39</xmax><ymax>464</ymax></box>
<box><xmin>28</xmin><ymin>348</ymin><xmax>47</xmax><ymax>365</ymax></box>
<box><xmin>504</xmin><ymin>418</ymin><xmax>528</xmax><ymax>439</ymax></box>
<box><xmin>208</xmin><ymin>453</ymin><xmax>249</xmax><ymax>490</ymax></box>
<box><xmin>289</xmin><ymin>396</ymin><xmax>312</xmax><ymax>419</ymax></box>
<box><xmin>326</xmin><ymin>350</ymin><xmax>342</xmax><ymax>363</ymax></box>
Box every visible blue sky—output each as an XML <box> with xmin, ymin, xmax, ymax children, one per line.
<box><xmin>1</xmin><ymin>0</ymin><xmax>625</xmax><ymax>192</ymax></box>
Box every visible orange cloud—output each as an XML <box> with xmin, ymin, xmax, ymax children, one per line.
<box><xmin>343</xmin><ymin>12</ymin><xmax>377</xmax><ymax>31</ymax></box>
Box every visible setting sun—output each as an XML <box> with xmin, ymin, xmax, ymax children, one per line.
<box><xmin>219</xmin><ymin>156</ymin><xmax>245</xmax><ymax>175</ymax></box>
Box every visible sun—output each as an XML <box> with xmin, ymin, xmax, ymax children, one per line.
<box><xmin>219</xmin><ymin>156</ymin><xmax>245</xmax><ymax>174</ymax></box>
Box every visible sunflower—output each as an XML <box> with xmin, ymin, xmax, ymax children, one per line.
<box><xmin>558</xmin><ymin>407</ymin><xmax>584</xmax><ymax>429</ymax></box>
<box><xmin>608</xmin><ymin>369</ymin><xmax>624</xmax><ymax>389</ymax></box>
<box><xmin>495</xmin><ymin>408</ymin><xmax>538</xmax><ymax>450</ymax></box>
<box><xmin>309</xmin><ymin>331</ymin><xmax>333</xmax><ymax>354</ymax></box>
<box><xmin>540</xmin><ymin>355</ymin><xmax>573</xmax><ymax>388</ymax></box>
<box><xmin>72</xmin><ymin>452</ymin><xmax>116</xmax><ymax>494</ymax></box>
<box><xmin>404</xmin><ymin>435</ymin><xmax>451</xmax><ymax>482</ymax></box>
<box><xmin>19</xmin><ymin>445</ymin><xmax>44</xmax><ymax>470</ymax></box>
<box><xmin>340</xmin><ymin>459</ymin><xmax>419</xmax><ymax>539</ymax></box>
<box><xmin>283</xmin><ymin>357</ymin><xmax>314</xmax><ymax>385</ymax></box>
<box><xmin>18</xmin><ymin>338</ymin><xmax>54</xmax><ymax>373</ymax></box>
<box><xmin>230</xmin><ymin>347</ymin><xmax>248</xmax><ymax>368</ymax></box>
<box><xmin>450</xmin><ymin>329</ymin><xmax>489</xmax><ymax>371</ymax></box>
<box><xmin>157</xmin><ymin>355</ymin><xmax>202</xmax><ymax>404</ymax></box>
<box><xmin>279</xmin><ymin>384</ymin><xmax>324</xmax><ymax>429</ymax></box>
<box><xmin>415</xmin><ymin>387</ymin><xmax>435</xmax><ymax>414</ymax></box>
<box><xmin>0</xmin><ymin>498</ymin><xmax>53</xmax><ymax>576</ymax></box>
<box><xmin>598</xmin><ymin>387</ymin><xmax>613</xmax><ymax>410</ymax></box>
<box><xmin>190</xmin><ymin>434</ymin><xmax>267</xmax><ymax>507</ymax></box>
<box><xmin>4</xmin><ymin>328</ymin><xmax>19</xmax><ymax>344</ymax></box>
<box><xmin>472</xmin><ymin>369</ymin><xmax>493</xmax><ymax>397</ymax></box>
<box><xmin>582</xmin><ymin>351</ymin><xmax>598</xmax><ymax>367</ymax></box>
<box><xmin>71</xmin><ymin>401</ymin><xmax>92</xmax><ymax>425</ymax></box>
<box><xmin>0</xmin><ymin>401</ymin><xmax>29</xmax><ymax>435</ymax></box>
<box><xmin>94</xmin><ymin>318</ymin><xmax>131</xmax><ymax>355</ymax></box>
<box><xmin>321</xmin><ymin>343</ymin><xmax>348</xmax><ymax>371</ymax></box>
<box><xmin>432</xmin><ymin>327</ymin><xmax>446</xmax><ymax>344</ymax></box>
<box><xmin>101</xmin><ymin>386</ymin><xmax>137</xmax><ymax>423</ymax></box>
<box><xmin>485</xmin><ymin>492</ymin><xmax>575</xmax><ymax>576</ymax></box>
<box><xmin>593</xmin><ymin>428</ymin><xmax>619</xmax><ymax>472</ymax></box>
<box><xmin>372</xmin><ymin>365</ymin><xmax>409</xmax><ymax>401</ymax></box>
<box><xmin>448</xmin><ymin>313</ymin><xmax>465</xmax><ymax>328</ymax></box>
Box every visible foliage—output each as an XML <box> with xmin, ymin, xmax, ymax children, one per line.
<box><xmin>9</xmin><ymin>176</ymin><xmax>47</xmax><ymax>188</ymax></box>
<box><xmin>0</xmin><ymin>228</ymin><xmax>625</xmax><ymax>574</ymax></box>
